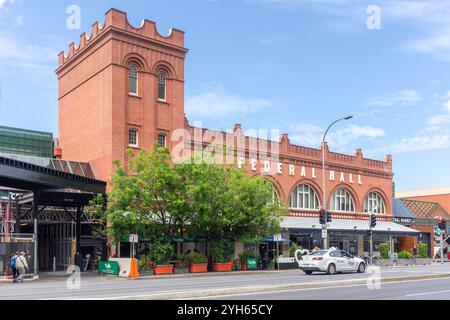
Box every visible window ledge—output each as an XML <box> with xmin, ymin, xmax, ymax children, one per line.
<box><xmin>128</xmin><ymin>145</ymin><xmax>140</xmax><ymax>149</ymax></box>
<box><xmin>157</xmin><ymin>99</ymin><xmax>169</xmax><ymax>104</ymax></box>
<box><xmin>128</xmin><ymin>93</ymin><xmax>142</xmax><ymax>99</ymax></box>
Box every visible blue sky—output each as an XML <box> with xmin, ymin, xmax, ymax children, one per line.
<box><xmin>0</xmin><ymin>0</ymin><xmax>449</xmax><ymax>191</ymax></box>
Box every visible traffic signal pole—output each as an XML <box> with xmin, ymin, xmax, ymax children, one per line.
<box><xmin>441</xmin><ymin>231</ymin><xmax>444</xmax><ymax>265</ymax></box>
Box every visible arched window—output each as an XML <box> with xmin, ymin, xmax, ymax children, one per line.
<box><xmin>364</xmin><ymin>192</ymin><xmax>386</xmax><ymax>214</ymax></box>
<box><xmin>129</xmin><ymin>64</ymin><xmax>138</xmax><ymax>95</ymax></box>
<box><xmin>290</xmin><ymin>184</ymin><xmax>320</xmax><ymax>210</ymax></box>
<box><xmin>128</xmin><ymin>128</ymin><xmax>138</xmax><ymax>147</ymax></box>
<box><xmin>158</xmin><ymin>72</ymin><xmax>167</xmax><ymax>100</ymax></box>
<box><xmin>330</xmin><ymin>188</ymin><xmax>355</xmax><ymax>212</ymax></box>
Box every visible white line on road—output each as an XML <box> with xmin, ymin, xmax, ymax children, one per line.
<box><xmin>405</xmin><ymin>289</ymin><xmax>450</xmax><ymax>297</ymax></box>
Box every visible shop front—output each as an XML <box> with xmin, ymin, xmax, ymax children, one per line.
<box><xmin>282</xmin><ymin>216</ymin><xmax>420</xmax><ymax>258</ymax></box>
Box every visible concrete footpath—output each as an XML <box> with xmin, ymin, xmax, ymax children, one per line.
<box><xmin>1</xmin><ymin>264</ymin><xmax>450</xmax><ymax>300</ymax></box>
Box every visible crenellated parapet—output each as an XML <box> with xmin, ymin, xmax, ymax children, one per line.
<box><xmin>184</xmin><ymin>123</ymin><xmax>393</xmax><ymax>174</ymax></box>
<box><xmin>57</xmin><ymin>8</ymin><xmax>186</xmax><ymax>68</ymax></box>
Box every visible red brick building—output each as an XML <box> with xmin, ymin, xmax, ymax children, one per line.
<box><xmin>56</xmin><ymin>9</ymin><xmax>419</xmax><ymax>258</ymax></box>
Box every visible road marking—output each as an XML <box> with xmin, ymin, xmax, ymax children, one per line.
<box><xmin>186</xmin><ymin>277</ymin><xmax>450</xmax><ymax>300</ymax></box>
<box><xmin>405</xmin><ymin>289</ymin><xmax>450</xmax><ymax>297</ymax></box>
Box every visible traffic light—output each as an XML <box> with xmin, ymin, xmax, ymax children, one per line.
<box><xmin>319</xmin><ymin>209</ymin><xmax>326</xmax><ymax>225</ymax></box>
<box><xmin>370</xmin><ymin>214</ymin><xmax>377</xmax><ymax>228</ymax></box>
<box><xmin>326</xmin><ymin>211</ymin><xmax>332</xmax><ymax>223</ymax></box>
<box><xmin>367</xmin><ymin>230</ymin><xmax>372</xmax><ymax>237</ymax></box>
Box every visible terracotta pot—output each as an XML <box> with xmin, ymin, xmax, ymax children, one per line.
<box><xmin>213</xmin><ymin>262</ymin><xmax>233</xmax><ymax>272</ymax></box>
<box><xmin>189</xmin><ymin>264</ymin><xmax>208</xmax><ymax>273</ymax></box>
<box><xmin>153</xmin><ymin>265</ymin><xmax>174</xmax><ymax>275</ymax></box>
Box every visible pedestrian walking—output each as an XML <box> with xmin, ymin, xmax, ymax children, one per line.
<box><xmin>9</xmin><ymin>252</ymin><xmax>19</xmax><ymax>283</ymax></box>
<box><xmin>15</xmin><ymin>252</ymin><xmax>29</xmax><ymax>283</ymax></box>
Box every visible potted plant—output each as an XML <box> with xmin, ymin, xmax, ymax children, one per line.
<box><xmin>396</xmin><ymin>250</ymin><xmax>412</xmax><ymax>266</ymax></box>
<box><xmin>374</xmin><ymin>243</ymin><xmax>394</xmax><ymax>267</ymax></box>
<box><xmin>149</xmin><ymin>242</ymin><xmax>174</xmax><ymax>275</ymax></box>
<box><xmin>187</xmin><ymin>252</ymin><xmax>208</xmax><ymax>273</ymax></box>
<box><xmin>138</xmin><ymin>254</ymin><xmax>152</xmax><ymax>272</ymax></box>
<box><xmin>238</xmin><ymin>251</ymin><xmax>256</xmax><ymax>271</ymax></box>
<box><xmin>174</xmin><ymin>254</ymin><xmax>189</xmax><ymax>274</ymax></box>
<box><xmin>415</xmin><ymin>243</ymin><xmax>431</xmax><ymax>265</ymax></box>
<box><xmin>210</xmin><ymin>240</ymin><xmax>234</xmax><ymax>272</ymax></box>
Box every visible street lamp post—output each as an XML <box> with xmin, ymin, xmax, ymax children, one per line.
<box><xmin>321</xmin><ymin>116</ymin><xmax>353</xmax><ymax>249</ymax></box>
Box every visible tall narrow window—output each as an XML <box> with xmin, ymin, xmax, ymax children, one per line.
<box><xmin>158</xmin><ymin>72</ymin><xmax>167</xmax><ymax>100</ymax></box>
<box><xmin>129</xmin><ymin>128</ymin><xmax>138</xmax><ymax>147</ymax></box>
<box><xmin>129</xmin><ymin>64</ymin><xmax>138</xmax><ymax>95</ymax></box>
<box><xmin>158</xmin><ymin>133</ymin><xmax>167</xmax><ymax>147</ymax></box>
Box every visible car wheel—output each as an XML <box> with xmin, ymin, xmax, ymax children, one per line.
<box><xmin>327</xmin><ymin>263</ymin><xmax>336</xmax><ymax>275</ymax></box>
<box><xmin>357</xmin><ymin>263</ymin><xmax>366</xmax><ymax>273</ymax></box>
<box><xmin>303</xmin><ymin>270</ymin><xmax>313</xmax><ymax>275</ymax></box>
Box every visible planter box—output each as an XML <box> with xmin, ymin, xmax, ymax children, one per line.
<box><xmin>213</xmin><ymin>262</ymin><xmax>233</xmax><ymax>272</ymax></box>
<box><xmin>174</xmin><ymin>267</ymin><xmax>189</xmax><ymax>274</ymax></box>
<box><xmin>373</xmin><ymin>259</ymin><xmax>395</xmax><ymax>267</ymax></box>
<box><xmin>414</xmin><ymin>258</ymin><xmax>432</xmax><ymax>265</ymax></box>
<box><xmin>153</xmin><ymin>265</ymin><xmax>174</xmax><ymax>275</ymax></box>
<box><xmin>396</xmin><ymin>259</ymin><xmax>412</xmax><ymax>266</ymax></box>
<box><xmin>189</xmin><ymin>264</ymin><xmax>208</xmax><ymax>273</ymax></box>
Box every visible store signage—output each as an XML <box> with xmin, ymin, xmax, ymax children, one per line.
<box><xmin>237</xmin><ymin>158</ymin><xmax>363</xmax><ymax>185</ymax></box>
<box><xmin>98</xmin><ymin>261</ymin><xmax>119</xmax><ymax>276</ymax></box>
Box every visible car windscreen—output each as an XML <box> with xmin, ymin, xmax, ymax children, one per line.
<box><xmin>308</xmin><ymin>251</ymin><xmax>327</xmax><ymax>256</ymax></box>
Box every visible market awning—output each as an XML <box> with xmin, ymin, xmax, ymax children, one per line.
<box><xmin>281</xmin><ymin>216</ymin><xmax>420</xmax><ymax>235</ymax></box>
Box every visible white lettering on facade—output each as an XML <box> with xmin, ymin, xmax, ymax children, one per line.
<box><xmin>349</xmin><ymin>173</ymin><xmax>354</xmax><ymax>184</ymax></box>
<box><xmin>264</xmin><ymin>161</ymin><xmax>271</xmax><ymax>173</ymax></box>
<box><xmin>301</xmin><ymin>166</ymin><xmax>307</xmax><ymax>177</ymax></box>
<box><xmin>277</xmin><ymin>162</ymin><xmax>283</xmax><ymax>174</ymax></box>
<box><xmin>289</xmin><ymin>164</ymin><xmax>295</xmax><ymax>176</ymax></box>
<box><xmin>238</xmin><ymin>157</ymin><xmax>245</xmax><ymax>169</ymax></box>
<box><xmin>340</xmin><ymin>172</ymin><xmax>345</xmax><ymax>183</ymax></box>
<box><xmin>312</xmin><ymin>167</ymin><xmax>317</xmax><ymax>179</ymax></box>
<box><xmin>251</xmin><ymin>159</ymin><xmax>257</xmax><ymax>171</ymax></box>
<box><xmin>330</xmin><ymin>171</ymin><xmax>335</xmax><ymax>181</ymax></box>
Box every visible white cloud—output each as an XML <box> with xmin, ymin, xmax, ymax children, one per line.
<box><xmin>0</xmin><ymin>33</ymin><xmax>57</xmax><ymax>68</ymax></box>
<box><xmin>427</xmin><ymin>91</ymin><xmax>450</xmax><ymax>126</ymax></box>
<box><xmin>365</xmin><ymin>90</ymin><xmax>422</xmax><ymax>108</ymax></box>
<box><xmin>289</xmin><ymin>123</ymin><xmax>385</xmax><ymax>149</ymax></box>
<box><xmin>374</xmin><ymin>133</ymin><xmax>450</xmax><ymax>154</ymax></box>
<box><xmin>186</xmin><ymin>85</ymin><xmax>275</xmax><ymax>119</ymax></box>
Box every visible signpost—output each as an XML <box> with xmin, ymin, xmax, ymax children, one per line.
<box><xmin>129</xmin><ymin>234</ymin><xmax>138</xmax><ymax>258</ymax></box>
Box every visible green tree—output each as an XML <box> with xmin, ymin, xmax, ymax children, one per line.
<box><xmin>89</xmin><ymin>146</ymin><xmax>285</xmax><ymax>247</ymax></box>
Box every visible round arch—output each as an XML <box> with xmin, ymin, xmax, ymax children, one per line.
<box><xmin>152</xmin><ymin>60</ymin><xmax>176</xmax><ymax>78</ymax></box>
<box><xmin>362</xmin><ymin>188</ymin><xmax>390</xmax><ymax>215</ymax></box>
<box><xmin>328</xmin><ymin>183</ymin><xmax>360</xmax><ymax>213</ymax></box>
<box><xmin>288</xmin><ymin>178</ymin><xmax>323</xmax><ymax>210</ymax></box>
<box><xmin>122</xmin><ymin>52</ymin><xmax>148</xmax><ymax>71</ymax></box>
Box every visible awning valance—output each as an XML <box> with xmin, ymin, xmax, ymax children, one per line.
<box><xmin>281</xmin><ymin>217</ymin><xmax>420</xmax><ymax>235</ymax></box>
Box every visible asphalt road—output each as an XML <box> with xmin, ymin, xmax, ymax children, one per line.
<box><xmin>1</xmin><ymin>265</ymin><xmax>450</xmax><ymax>300</ymax></box>
<box><xmin>202</xmin><ymin>277</ymin><xmax>450</xmax><ymax>300</ymax></box>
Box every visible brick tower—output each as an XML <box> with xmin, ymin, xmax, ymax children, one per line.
<box><xmin>56</xmin><ymin>8</ymin><xmax>188</xmax><ymax>182</ymax></box>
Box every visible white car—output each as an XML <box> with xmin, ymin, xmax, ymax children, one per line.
<box><xmin>297</xmin><ymin>248</ymin><xmax>366</xmax><ymax>275</ymax></box>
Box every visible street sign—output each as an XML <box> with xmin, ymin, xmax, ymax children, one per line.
<box><xmin>321</xmin><ymin>228</ymin><xmax>328</xmax><ymax>238</ymax></box>
<box><xmin>129</xmin><ymin>234</ymin><xmax>139</xmax><ymax>243</ymax></box>
<box><xmin>274</xmin><ymin>234</ymin><xmax>282</xmax><ymax>242</ymax></box>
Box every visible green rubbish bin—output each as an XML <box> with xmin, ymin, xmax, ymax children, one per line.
<box><xmin>246</xmin><ymin>258</ymin><xmax>258</xmax><ymax>270</ymax></box>
<box><xmin>98</xmin><ymin>261</ymin><xmax>120</xmax><ymax>276</ymax></box>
